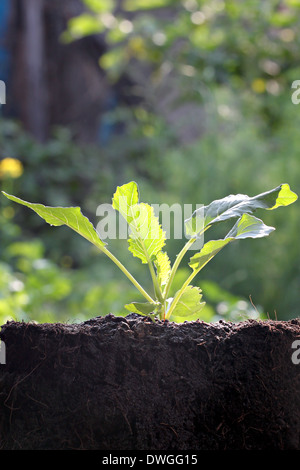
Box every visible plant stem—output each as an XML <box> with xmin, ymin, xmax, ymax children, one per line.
<box><xmin>164</xmin><ymin>237</ymin><xmax>195</xmax><ymax>300</ymax></box>
<box><xmin>164</xmin><ymin>226</ymin><xmax>212</xmax><ymax>320</ymax></box>
<box><xmin>101</xmin><ymin>246</ymin><xmax>155</xmax><ymax>304</ymax></box>
<box><xmin>165</xmin><ymin>269</ymin><xmax>197</xmax><ymax>320</ymax></box>
<box><xmin>148</xmin><ymin>258</ymin><xmax>163</xmax><ymax>304</ymax></box>
<box><xmin>164</xmin><ymin>225</ymin><xmax>211</xmax><ymax>304</ymax></box>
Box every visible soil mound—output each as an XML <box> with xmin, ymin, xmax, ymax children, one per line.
<box><xmin>0</xmin><ymin>314</ymin><xmax>299</xmax><ymax>450</ymax></box>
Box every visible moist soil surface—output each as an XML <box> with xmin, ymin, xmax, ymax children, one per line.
<box><xmin>0</xmin><ymin>314</ymin><xmax>300</xmax><ymax>450</ymax></box>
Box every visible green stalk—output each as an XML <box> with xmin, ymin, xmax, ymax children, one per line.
<box><xmin>148</xmin><ymin>258</ymin><xmax>164</xmax><ymax>303</ymax></box>
<box><xmin>101</xmin><ymin>246</ymin><xmax>155</xmax><ymax>304</ymax></box>
<box><xmin>165</xmin><ymin>269</ymin><xmax>197</xmax><ymax>320</ymax></box>
<box><xmin>163</xmin><ymin>237</ymin><xmax>195</xmax><ymax>301</ymax></box>
<box><xmin>164</xmin><ymin>225</ymin><xmax>212</xmax><ymax>320</ymax></box>
<box><xmin>164</xmin><ymin>225</ymin><xmax>211</xmax><ymax>303</ymax></box>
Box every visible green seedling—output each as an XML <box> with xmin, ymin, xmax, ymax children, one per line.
<box><xmin>2</xmin><ymin>182</ymin><xmax>297</xmax><ymax>322</ymax></box>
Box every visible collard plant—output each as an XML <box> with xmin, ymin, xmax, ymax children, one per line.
<box><xmin>2</xmin><ymin>182</ymin><xmax>297</xmax><ymax>322</ymax></box>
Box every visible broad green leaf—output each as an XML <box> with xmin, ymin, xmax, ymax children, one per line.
<box><xmin>2</xmin><ymin>192</ymin><xmax>106</xmax><ymax>250</ymax></box>
<box><xmin>169</xmin><ymin>286</ymin><xmax>205</xmax><ymax>319</ymax></box>
<box><xmin>112</xmin><ymin>181</ymin><xmax>139</xmax><ymax>219</ymax></box>
<box><xmin>154</xmin><ymin>251</ymin><xmax>171</xmax><ymax>289</ymax></box>
<box><xmin>124</xmin><ymin>301</ymin><xmax>157</xmax><ymax>315</ymax></box>
<box><xmin>226</xmin><ymin>213</ymin><xmax>275</xmax><ymax>239</ymax></box>
<box><xmin>189</xmin><ymin>238</ymin><xmax>232</xmax><ymax>273</ymax></box>
<box><xmin>112</xmin><ymin>182</ymin><xmax>166</xmax><ymax>263</ymax></box>
<box><xmin>127</xmin><ymin>203</ymin><xmax>166</xmax><ymax>263</ymax></box>
<box><xmin>185</xmin><ymin>183</ymin><xmax>298</xmax><ymax>237</ymax></box>
<box><xmin>189</xmin><ymin>214</ymin><xmax>274</xmax><ymax>272</ymax></box>
<box><xmin>268</xmin><ymin>184</ymin><xmax>298</xmax><ymax>210</ymax></box>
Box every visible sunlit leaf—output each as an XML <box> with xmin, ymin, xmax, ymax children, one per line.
<box><xmin>189</xmin><ymin>214</ymin><xmax>274</xmax><ymax>273</ymax></box>
<box><xmin>2</xmin><ymin>192</ymin><xmax>106</xmax><ymax>250</ymax></box>
<box><xmin>112</xmin><ymin>181</ymin><xmax>139</xmax><ymax>219</ymax></box>
<box><xmin>185</xmin><ymin>183</ymin><xmax>298</xmax><ymax>238</ymax></box>
<box><xmin>154</xmin><ymin>251</ymin><xmax>171</xmax><ymax>289</ymax></box>
<box><xmin>124</xmin><ymin>301</ymin><xmax>157</xmax><ymax>315</ymax></box>
<box><xmin>112</xmin><ymin>182</ymin><xmax>166</xmax><ymax>263</ymax></box>
<box><xmin>170</xmin><ymin>286</ymin><xmax>205</xmax><ymax>319</ymax></box>
<box><xmin>127</xmin><ymin>203</ymin><xmax>166</xmax><ymax>263</ymax></box>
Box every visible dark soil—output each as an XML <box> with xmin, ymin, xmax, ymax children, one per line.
<box><xmin>0</xmin><ymin>314</ymin><xmax>300</xmax><ymax>450</ymax></box>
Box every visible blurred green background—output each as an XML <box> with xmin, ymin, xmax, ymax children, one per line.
<box><xmin>0</xmin><ymin>0</ymin><xmax>299</xmax><ymax>324</ymax></box>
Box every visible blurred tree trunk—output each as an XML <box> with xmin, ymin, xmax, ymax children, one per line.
<box><xmin>7</xmin><ymin>0</ymin><xmax>109</xmax><ymax>143</ymax></box>
<box><xmin>23</xmin><ymin>0</ymin><xmax>47</xmax><ymax>142</ymax></box>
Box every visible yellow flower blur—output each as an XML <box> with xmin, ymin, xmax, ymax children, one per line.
<box><xmin>251</xmin><ymin>78</ymin><xmax>266</xmax><ymax>94</ymax></box>
<box><xmin>0</xmin><ymin>158</ymin><xmax>23</xmax><ymax>179</ymax></box>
